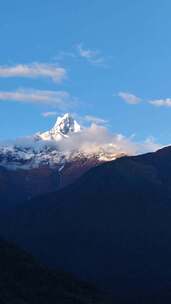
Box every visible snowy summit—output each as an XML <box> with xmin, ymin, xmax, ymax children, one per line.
<box><xmin>0</xmin><ymin>113</ymin><xmax>126</xmax><ymax>170</ymax></box>
<box><xmin>39</xmin><ymin>113</ymin><xmax>81</xmax><ymax>141</ymax></box>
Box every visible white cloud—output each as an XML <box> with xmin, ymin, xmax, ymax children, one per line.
<box><xmin>0</xmin><ymin>63</ymin><xmax>66</xmax><ymax>83</ymax></box>
<box><xmin>50</xmin><ymin>123</ymin><xmax>137</xmax><ymax>156</ymax></box>
<box><xmin>118</xmin><ymin>92</ymin><xmax>171</xmax><ymax>108</ymax></box>
<box><xmin>76</xmin><ymin>44</ymin><xmax>105</xmax><ymax>66</ymax></box>
<box><xmin>149</xmin><ymin>98</ymin><xmax>171</xmax><ymax>107</ymax></box>
<box><xmin>1</xmin><ymin>113</ymin><xmax>161</xmax><ymax>160</ymax></box>
<box><xmin>118</xmin><ymin>92</ymin><xmax>142</xmax><ymax>104</ymax></box>
<box><xmin>84</xmin><ymin>115</ymin><xmax>108</xmax><ymax>125</ymax></box>
<box><xmin>56</xmin><ymin>123</ymin><xmax>161</xmax><ymax>156</ymax></box>
<box><xmin>0</xmin><ymin>89</ymin><xmax>75</xmax><ymax>109</ymax></box>
<box><xmin>41</xmin><ymin>111</ymin><xmax>58</xmax><ymax>117</ymax></box>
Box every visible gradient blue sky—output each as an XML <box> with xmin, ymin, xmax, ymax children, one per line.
<box><xmin>0</xmin><ymin>0</ymin><xmax>171</xmax><ymax>146</ymax></box>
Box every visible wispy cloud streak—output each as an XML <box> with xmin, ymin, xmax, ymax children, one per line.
<box><xmin>0</xmin><ymin>63</ymin><xmax>66</xmax><ymax>83</ymax></box>
<box><xmin>118</xmin><ymin>92</ymin><xmax>142</xmax><ymax>104</ymax></box>
<box><xmin>42</xmin><ymin>111</ymin><xmax>58</xmax><ymax>117</ymax></box>
<box><xmin>118</xmin><ymin>91</ymin><xmax>171</xmax><ymax>108</ymax></box>
<box><xmin>149</xmin><ymin>98</ymin><xmax>171</xmax><ymax>107</ymax></box>
<box><xmin>76</xmin><ymin>44</ymin><xmax>105</xmax><ymax>66</ymax></box>
<box><xmin>0</xmin><ymin>89</ymin><xmax>75</xmax><ymax>109</ymax></box>
<box><xmin>84</xmin><ymin>115</ymin><xmax>108</xmax><ymax>125</ymax></box>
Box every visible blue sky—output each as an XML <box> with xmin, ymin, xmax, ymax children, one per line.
<box><xmin>0</xmin><ymin>0</ymin><xmax>171</xmax><ymax>146</ymax></box>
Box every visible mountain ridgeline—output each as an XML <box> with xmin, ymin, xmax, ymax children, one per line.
<box><xmin>2</xmin><ymin>145</ymin><xmax>171</xmax><ymax>302</ymax></box>
<box><xmin>0</xmin><ymin>113</ymin><xmax>122</xmax><ymax>208</ymax></box>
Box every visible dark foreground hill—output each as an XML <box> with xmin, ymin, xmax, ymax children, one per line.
<box><xmin>2</xmin><ymin>146</ymin><xmax>171</xmax><ymax>302</ymax></box>
<box><xmin>0</xmin><ymin>238</ymin><xmax>112</xmax><ymax>304</ymax></box>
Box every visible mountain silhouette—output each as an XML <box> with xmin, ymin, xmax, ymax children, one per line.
<box><xmin>2</xmin><ymin>146</ymin><xmax>171</xmax><ymax>302</ymax></box>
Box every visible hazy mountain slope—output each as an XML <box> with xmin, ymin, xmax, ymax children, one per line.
<box><xmin>2</xmin><ymin>146</ymin><xmax>171</xmax><ymax>301</ymax></box>
<box><xmin>0</xmin><ymin>165</ymin><xmax>60</xmax><ymax>207</ymax></box>
<box><xmin>0</xmin><ymin>238</ymin><xmax>112</xmax><ymax>304</ymax></box>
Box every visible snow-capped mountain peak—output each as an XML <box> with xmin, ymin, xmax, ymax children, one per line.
<box><xmin>53</xmin><ymin>113</ymin><xmax>81</xmax><ymax>135</ymax></box>
<box><xmin>39</xmin><ymin>113</ymin><xmax>81</xmax><ymax>141</ymax></box>
<box><xmin>0</xmin><ymin>113</ymin><xmax>125</xmax><ymax>171</ymax></box>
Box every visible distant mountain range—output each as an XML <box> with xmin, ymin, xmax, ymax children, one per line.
<box><xmin>2</xmin><ymin>145</ymin><xmax>171</xmax><ymax>302</ymax></box>
<box><xmin>0</xmin><ymin>113</ymin><xmax>122</xmax><ymax>170</ymax></box>
<box><xmin>0</xmin><ymin>113</ymin><xmax>124</xmax><ymax>207</ymax></box>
